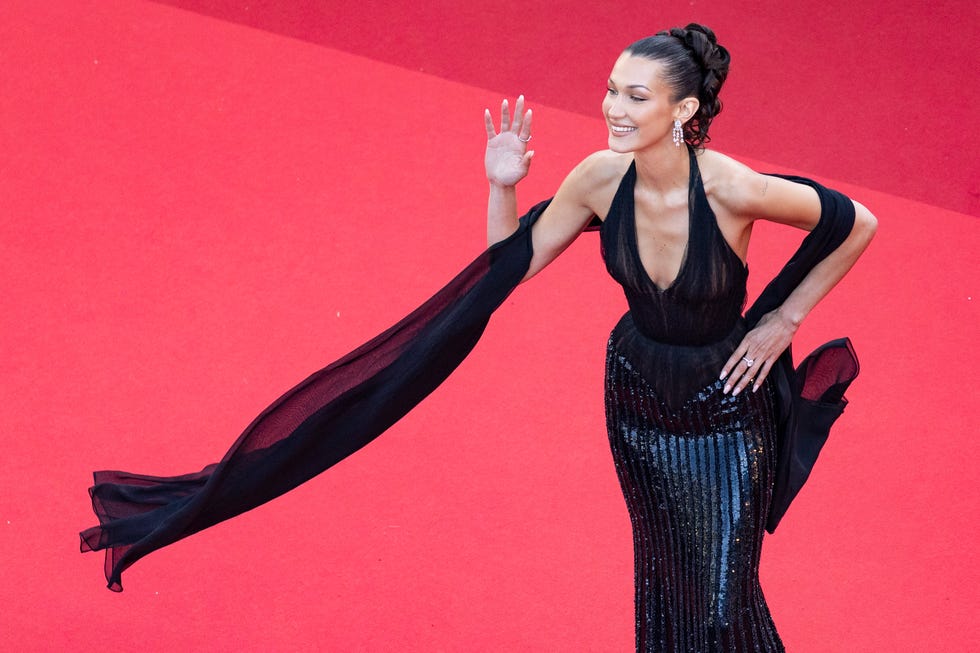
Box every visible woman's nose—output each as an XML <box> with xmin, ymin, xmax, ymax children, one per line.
<box><xmin>605</xmin><ymin>96</ymin><xmax>625</xmax><ymax>118</ymax></box>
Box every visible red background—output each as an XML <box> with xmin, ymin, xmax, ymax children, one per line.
<box><xmin>1</xmin><ymin>2</ymin><xmax>977</xmax><ymax>651</ymax></box>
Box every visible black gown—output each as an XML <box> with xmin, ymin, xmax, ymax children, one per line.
<box><xmin>600</xmin><ymin>149</ymin><xmax>783</xmax><ymax>652</ymax></box>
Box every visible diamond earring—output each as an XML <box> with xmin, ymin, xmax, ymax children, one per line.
<box><xmin>672</xmin><ymin>119</ymin><xmax>684</xmax><ymax>147</ymax></box>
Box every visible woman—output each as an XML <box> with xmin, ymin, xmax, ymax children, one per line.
<box><xmin>81</xmin><ymin>22</ymin><xmax>875</xmax><ymax>653</ymax></box>
<box><xmin>482</xmin><ymin>24</ymin><xmax>877</xmax><ymax>652</ymax></box>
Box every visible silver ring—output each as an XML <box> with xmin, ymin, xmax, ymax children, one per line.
<box><xmin>742</xmin><ymin>357</ymin><xmax>755</xmax><ymax>367</ymax></box>
<box><xmin>518</xmin><ymin>135</ymin><xmax>532</xmax><ymax>143</ymax></box>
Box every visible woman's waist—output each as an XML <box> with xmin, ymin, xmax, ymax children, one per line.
<box><xmin>612</xmin><ymin>311</ymin><xmax>746</xmax><ymax>353</ymax></box>
<box><xmin>622</xmin><ymin>299</ymin><xmax>744</xmax><ymax>345</ymax></box>
<box><xmin>607</xmin><ymin>313</ymin><xmax>748</xmax><ymax>410</ymax></box>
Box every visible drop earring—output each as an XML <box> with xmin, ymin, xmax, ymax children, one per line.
<box><xmin>672</xmin><ymin>119</ymin><xmax>684</xmax><ymax>147</ymax></box>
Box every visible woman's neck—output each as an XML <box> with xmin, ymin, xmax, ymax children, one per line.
<box><xmin>633</xmin><ymin>142</ymin><xmax>690</xmax><ymax>195</ymax></box>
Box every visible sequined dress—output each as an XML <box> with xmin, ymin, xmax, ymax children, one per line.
<box><xmin>601</xmin><ymin>149</ymin><xmax>785</xmax><ymax>652</ymax></box>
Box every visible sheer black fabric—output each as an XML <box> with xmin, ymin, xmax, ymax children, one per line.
<box><xmin>765</xmin><ymin>337</ymin><xmax>858</xmax><ymax>533</ymax></box>
<box><xmin>601</xmin><ymin>150</ymin><xmax>748</xmax><ymax>349</ymax></box>
<box><xmin>601</xmin><ymin>147</ymin><xmax>748</xmax><ymax>408</ymax></box>
<box><xmin>80</xmin><ymin>201</ymin><xmax>548</xmax><ymax>592</ymax></box>
<box><xmin>743</xmin><ymin>174</ymin><xmax>855</xmax><ymax>327</ymax></box>
<box><xmin>607</xmin><ymin>312</ymin><xmax>748</xmax><ymax>412</ymax></box>
<box><xmin>744</xmin><ymin>173</ymin><xmax>858</xmax><ymax>533</ymax></box>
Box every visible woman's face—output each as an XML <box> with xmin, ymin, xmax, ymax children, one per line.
<box><xmin>602</xmin><ymin>54</ymin><xmax>684</xmax><ymax>153</ymax></box>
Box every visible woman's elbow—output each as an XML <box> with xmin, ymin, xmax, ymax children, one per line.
<box><xmin>853</xmin><ymin>200</ymin><xmax>878</xmax><ymax>246</ymax></box>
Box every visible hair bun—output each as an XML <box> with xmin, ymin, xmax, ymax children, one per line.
<box><xmin>669</xmin><ymin>23</ymin><xmax>730</xmax><ymax>130</ymax></box>
<box><xmin>626</xmin><ymin>23</ymin><xmax>731</xmax><ymax>147</ymax></box>
<box><xmin>672</xmin><ymin>24</ymin><xmax>729</xmax><ymax>76</ymax></box>
<box><xmin>683</xmin><ymin>23</ymin><xmax>718</xmax><ymax>45</ymax></box>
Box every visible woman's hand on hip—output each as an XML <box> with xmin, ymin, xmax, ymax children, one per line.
<box><xmin>720</xmin><ymin>309</ymin><xmax>798</xmax><ymax>396</ymax></box>
<box><xmin>485</xmin><ymin>96</ymin><xmax>534</xmax><ymax>187</ymax></box>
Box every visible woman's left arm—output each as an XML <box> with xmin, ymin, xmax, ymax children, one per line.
<box><xmin>718</xmin><ymin>171</ymin><xmax>878</xmax><ymax>396</ymax></box>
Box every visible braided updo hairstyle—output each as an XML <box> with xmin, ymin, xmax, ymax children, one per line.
<box><xmin>625</xmin><ymin>23</ymin><xmax>730</xmax><ymax>148</ymax></box>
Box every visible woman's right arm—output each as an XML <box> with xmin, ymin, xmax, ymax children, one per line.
<box><xmin>485</xmin><ymin>98</ymin><xmax>600</xmax><ymax>282</ymax></box>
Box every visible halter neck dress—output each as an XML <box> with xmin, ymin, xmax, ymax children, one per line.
<box><xmin>600</xmin><ymin>148</ymin><xmax>785</xmax><ymax>652</ymax></box>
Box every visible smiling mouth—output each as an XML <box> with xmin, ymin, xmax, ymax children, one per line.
<box><xmin>609</xmin><ymin>125</ymin><xmax>636</xmax><ymax>135</ymax></box>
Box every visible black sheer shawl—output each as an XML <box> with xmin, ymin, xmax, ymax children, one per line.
<box><xmin>750</xmin><ymin>175</ymin><xmax>860</xmax><ymax>533</ymax></box>
<box><xmin>81</xmin><ymin>177</ymin><xmax>857</xmax><ymax>590</ymax></box>
<box><xmin>80</xmin><ymin>201</ymin><xmax>547</xmax><ymax>591</ymax></box>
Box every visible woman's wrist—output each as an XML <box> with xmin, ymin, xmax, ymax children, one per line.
<box><xmin>488</xmin><ymin>180</ymin><xmax>517</xmax><ymax>192</ymax></box>
<box><xmin>487</xmin><ymin>183</ymin><xmax>519</xmax><ymax>245</ymax></box>
<box><xmin>775</xmin><ymin>305</ymin><xmax>804</xmax><ymax>331</ymax></box>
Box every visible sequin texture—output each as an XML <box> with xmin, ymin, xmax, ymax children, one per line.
<box><xmin>605</xmin><ymin>340</ymin><xmax>783</xmax><ymax>652</ymax></box>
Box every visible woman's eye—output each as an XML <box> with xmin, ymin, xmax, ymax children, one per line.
<box><xmin>630</xmin><ymin>95</ymin><xmax>646</xmax><ymax>102</ymax></box>
<box><xmin>606</xmin><ymin>88</ymin><xmax>617</xmax><ymax>96</ymax></box>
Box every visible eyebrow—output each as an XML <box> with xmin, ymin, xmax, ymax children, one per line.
<box><xmin>608</xmin><ymin>78</ymin><xmax>651</xmax><ymax>91</ymax></box>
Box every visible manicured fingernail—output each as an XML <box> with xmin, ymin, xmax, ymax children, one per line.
<box><xmin>732</xmin><ymin>387</ymin><xmax>741</xmax><ymax>397</ymax></box>
<box><xmin>752</xmin><ymin>384</ymin><xmax>759</xmax><ymax>393</ymax></box>
<box><xmin>723</xmin><ymin>384</ymin><xmax>731</xmax><ymax>394</ymax></box>
<box><xmin>719</xmin><ymin>370</ymin><xmax>728</xmax><ymax>380</ymax></box>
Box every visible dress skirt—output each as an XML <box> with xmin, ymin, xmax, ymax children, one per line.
<box><xmin>604</xmin><ymin>316</ymin><xmax>785</xmax><ymax>653</ymax></box>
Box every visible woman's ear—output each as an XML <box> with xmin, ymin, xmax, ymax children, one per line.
<box><xmin>675</xmin><ymin>97</ymin><xmax>699</xmax><ymax>124</ymax></box>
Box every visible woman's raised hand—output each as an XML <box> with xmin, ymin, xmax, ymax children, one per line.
<box><xmin>484</xmin><ymin>96</ymin><xmax>534</xmax><ymax>187</ymax></box>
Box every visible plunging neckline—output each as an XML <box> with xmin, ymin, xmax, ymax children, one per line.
<box><xmin>626</xmin><ymin>151</ymin><xmax>696</xmax><ymax>294</ymax></box>
<box><xmin>598</xmin><ymin>145</ymin><xmax>753</xmax><ymax>347</ymax></box>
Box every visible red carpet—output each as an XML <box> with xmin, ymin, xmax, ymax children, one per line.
<box><xmin>1</xmin><ymin>1</ymin><xmax>977</xmax><ymax>651</ymax></box>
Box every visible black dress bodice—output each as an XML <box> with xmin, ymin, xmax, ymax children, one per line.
<box><xmin>600</xmin><ymin>147</ymin><xmax>747</xmax><ymax>347</ymax></box>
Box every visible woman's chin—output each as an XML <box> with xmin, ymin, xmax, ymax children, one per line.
<box><xmin>607</xmin><ymin>136</ymin><xmax>634</xmax><ymax>153</ymax></box>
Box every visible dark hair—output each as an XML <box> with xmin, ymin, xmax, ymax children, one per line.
<box><xmin>624</xmin><ymin>23</ymin><xmax>730</xmax><ymax>148</ymax></box>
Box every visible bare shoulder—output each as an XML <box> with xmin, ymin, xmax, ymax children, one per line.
<box><xmin>566</xmin><ymin>149</ymin><xmax>632</xmax><ymax>189</ymax></box>
<box><xmin>695</xmin><ymin>149</ymin><xmax>763</xmax><ymax>214</ymax></box>
<box><xmin>564</xmin><ymin>150</ymin><xmax>633</xmax><ymax>218</ymax></box>
<box><xmin>696</xmin><ymin>149</ymin><xmax>821</xmax><ymax>229</ymax></box>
